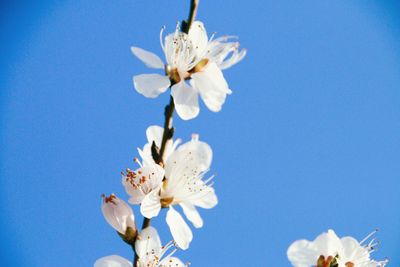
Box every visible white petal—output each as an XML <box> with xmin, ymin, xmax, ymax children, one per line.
<box><xmin>140</xmin><ymin>190</ymin><xmax>161</xmax><ymax>218</ymax></box>
<box><xmin>188</xmin><ymin>21</ymin><xmax>208</xmax><ymax>57</ymax></box>
<box><xmin>159</xmin><ymin>257</ymin><xmax>186</xmax><ymax>267</ymax></box>
<box><xmin>180</xmin><ymin>202</ymin><xmax>203</xmax><ymax>228</ymax></box>
<box><xmin>137</xmin><ymin>147</ymin><xmax>154</xmax><ymax>167</ymax></box>
<box><xmin>133</xmin><ymin>74</ymin><xmax>171</xmax><ymax>98</ymax></box>
<box><xmin>176</xmin><ymin>136</ymin><xmax>212</xmax><ymax>172</ymax></box>
<box><xmin>191</xmin><ymin>62</ymin><xmax>231</xmax><ymax>112</ymax></box>
<box><xmin>146</xmin><ymin>125</ymin><xmax>164</xmax><ymax>148</ymax></box>
<box><xmin>135</xmin><ymin>226</ymin><xmax>162</xmax><ymax>261</ymax></box>
<box><xmin>94</xmin><ymin>255</ymin><xmax>132</xmax><ymax>267</ymax></box>
<box><xmin>287</xmin><ymin>240</ymin><xmax>318</xmax><ymax>267</ymax></box>
<box><xmin>313</xmin><ymin>229</ymin><xmax>344</xmax><ymax>257</ymax></box>
<box><xmin>131</xmin><ymin>47</ymin><xmax>164</xmax><ymax>69</ymax></box>
<box><xmin>191</xmin><ymin>187</ymin><xmax>218</xmax><ymax>209</ymax></box>
<box><xmin>127</xmin><ymin>192</ymin><xmax>145</xmax><ymax>205</ymax></box>
<box><xmin>144</xmin><ymin>125</ymin><xmax>177</xmax><ymax>163</ymax></box>
<box><xmin>171</xmin><ymin>82</ymin><xmax>199</xmax><ymax>120</ymax></box>
<box><xmin>102</xmin><ymin>195</ymin><xmax>135</xmax><ymax>234</ymax></box>
<box><xmin>166</xmin><ymin>206</ymin><xmax>193</xmax><ymax>250</ymax></box>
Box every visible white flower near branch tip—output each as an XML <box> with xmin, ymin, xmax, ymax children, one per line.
<box><xmin>94</xmin><ymin>226</ymin><xmax>187</xmax><ymax>267</ymax></box>
<box><xmin>287</xmin><ymin>229</ymin><xmax>388</xmax><ymax>267</ymax></box>
<box><xmin>101</xmin><ymin>194</ymin><xmax>136</xmax><ymax>236</ymax></box>
<box><xmin>131</xmin><ymin>21</ymin><xmax>246</xmax><ymax>120</ymax></box>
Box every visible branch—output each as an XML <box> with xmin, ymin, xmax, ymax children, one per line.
<box><xmin>132</xmin><ymin>1</ymin><xmax>200</xmax><ymax>266</ymax></box>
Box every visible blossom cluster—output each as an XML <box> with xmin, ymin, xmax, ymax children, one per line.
<box><xmin>95</xmin><ymin>3</ymin><xmax>389</xmax><ymax>267</ymax></box>
<box><xmin>95</xmin><ymin>18</ymin><xmax>244</xmax><ymax>266</ymax></box>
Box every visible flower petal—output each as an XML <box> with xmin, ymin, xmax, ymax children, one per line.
<box><xmin>176</xmin><ymin>135</ymin><xmax>212</xmax><ymax>172</ymax></box>
<box><xmin>131</xmin><ymin>47</ymin><xmax>164</xmax><ymax>69</ymax></box>
<box><xmin>166</xmin><ymin>206</ymin><xmax>193</xmax><ymax>250</ymax></box>
<box><xmin>133</xmin><ymin>74</ymin><xmax>171</xmax><ymax>98</ymax></box>
<box><xmin>313</xmin><ymin>229</ymin><xmax>343</xmax><ymax>257</ymax></box>
<box><xmin>94</xmin><ymin>255</ymin><xmax>132</xmax><ymax>267</ymax></box>
<box><xmin>287</xmin><ymin>240</ymin><xmax>318</xmax><ymax>267</ymax></box>
<box><xmin>180</xmin><ymin>202</ymin><xmax>203</xmax><ymax>228</ymax></box>
<box><xmin>146</xmin><ymin>125</ymin><xmax>164</xmax><ymax>147</ymax></box>
<box><xmin>190</xmin><ymin>62</ymin><xmax>231</xmax><ymax>112</ymax></box>
<box><xmin>171</xmin><ymin>82</ymin><xmax>199</xmax><ymax>120</ymax></box>
<box><xmin>188</xmin><ymin>21</ymin><xmax>208</xmax><ymax>57</ymax></box>
<box><xmin>191</xmin><ymin>186</ymin><xmax>218</xmax><ymax>209</ymax></box>
<box><xmin>140</xmin><ymin>190</ymin><xmax>161</xmax><ymax>218</ymax></box>
<box><xmin>135</xmin><ymin>226</ymin><xmax>162</xmax><ymax>261</ymax></box>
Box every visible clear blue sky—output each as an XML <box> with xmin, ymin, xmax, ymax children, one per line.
<box><xmin>1</xmin><ymin>1</ymin><xmax>399</xmax><ymax>266</ymax></box>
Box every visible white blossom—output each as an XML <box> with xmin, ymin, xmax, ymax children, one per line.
<box><xmin>287</xmin><ymin>229</ymin><xmax>388</xmax><ymax>267</ymax></box>
<box><xmin>135</xmin><ymin>226</ymin><xmax>186</xmax><ymax>267</ymax></box>
<box><xmin>101</xmin><ymin>194</ymin><xmax>136</xmax><ymax>235</ymax></box>
<box><xmin>94</xmin><ymin>227</ymin><xmax>186</xmax><ymax>267</ymax></box>
<box><xmin>122</xmin><ymin>125</ymin><xmax>217</xmax><ymax>249</ymax></box>
<box><xmin>131</xmin><ymin>21</ymin><xmax>245</xmax><ymax>120</ymax></box>
<box><xmin>137</xmin><ymin>127</ymin><xmax>217</xmax><ymax>250</ymax></box>
<box><xmin>121</xmin><ymin>162</ymin><xmax>165</xmax><ymax>206</ymax></box>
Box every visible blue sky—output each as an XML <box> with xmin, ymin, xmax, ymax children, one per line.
<box><xmin>1</xmin><ymin>1</ymin><xmax>400</xmax><ymax>266</ymax></box>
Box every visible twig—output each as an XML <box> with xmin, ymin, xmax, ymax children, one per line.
<box><xmin>132</xmin><ymin>1</ymin><xmax>200</xmax><ymax>266</ymax></box>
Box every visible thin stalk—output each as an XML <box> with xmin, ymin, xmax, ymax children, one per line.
<box><xmin>132</xmin><ymin>1</ymin><xmax>200</xmax><ymax>266</ymax></box>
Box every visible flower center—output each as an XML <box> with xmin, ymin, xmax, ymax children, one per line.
<box><xmin>316</xmin><ymin>255</ymin><xmax>354</xmax><ymax>267</ymax></box>
<box><xmin>160</xmin><ymin>197</ymin><xmax>174</xmax><ymax>208</ymax></box>
<box><xmin>316</xmin><ymin>255</ymin><xmax>339</xmax><ymax>267</ymax></box>
<box><xmin>123</xmin><ymin>168</ymin><xmax>148</xmax><ymax>188</ymax></box>
<box><xmin>166</xmin><ymin>66</ymin><xmax>181</xmax><ymax>83</ymax></box>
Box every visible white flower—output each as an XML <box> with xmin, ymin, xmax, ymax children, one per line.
<box><xmin>135</xmin><ymin>226</ymin><xmax>186</xmax><ymax>267</ymax></box>
<box><xmin>139</xmin><ymin>131</ymin><xmax>217</xmax><ymax>250</ymax></box>
<box><xmin>287</xmin><ymin>229</ymin><xmax>388</xmax><ymax>267</ymax></box>
<box><xmin>121</xmin><ymin>162</ymin><xmax>165</xmax><ymax>206</ymax></box>
<box><xmin>131</xmin><ymin>21</ymin><xmax>245</xmax><ymax>120</ymax></box>
<box><xmin>121</xmin><ymin>125</ymin><xmax>217</xmax><ymax>249</ymax></box>
<box><xmin>94</xmin><ymin>226</ymin><xmax>186</xmax><ymax>267</ymax></box>
<box><xmin>101</xmin><ymin>194</ymin><xmax>136</xmax><ymax>235</ymax></box>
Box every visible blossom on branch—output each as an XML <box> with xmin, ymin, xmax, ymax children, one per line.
<box><xmin>142</xmin><ymin>131</ymin><xmax>217</xmax><ymax>250</ymax></box>
<box><xmin>287</xmin><ymin>229</ymin><xmax>388</xmax><ymax>267</ymax></box>
<box><xmin>122</xmin><ymin>125</ymin><xmax>217</xmax><ymax>250</ymax></box>
<box><xmin>94</xmin><ymin>226</ymin><xmax>186</xmax><ymax>267</ymax></box>
<box><xmin>135</xmin><ymin>226</ymin><xmax>186</xmax><ymax>267</ymax></box>
<box><xmin>131</xmin><ymin>21</ymin><xmax>245</xmax><ymax>120</ymax></box>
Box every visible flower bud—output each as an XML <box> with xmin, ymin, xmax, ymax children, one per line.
<box><xmin>101</xmin><ymin>194</ymin><xmax>136</xmax><ymax>239</ymax></box>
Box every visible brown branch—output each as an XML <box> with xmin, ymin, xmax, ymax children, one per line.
<box><xmin>132</xmin><ymin>1</ymin><xmax>200</xmax><ymax>266</ymax></box>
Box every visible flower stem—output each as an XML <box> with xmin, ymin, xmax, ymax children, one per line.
<box><xmin>131</xmin><ymin>1</ymin><xmax>199</xmax><ymax>266</ymax></box>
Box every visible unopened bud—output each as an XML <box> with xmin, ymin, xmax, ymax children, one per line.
<box><xmin>101</xmin><ymin>194</ymin><xmax>136</xmax><ymax>241</ymax></box>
